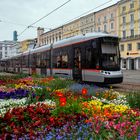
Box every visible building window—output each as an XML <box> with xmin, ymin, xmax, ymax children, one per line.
<box><xmin>122</xmin><ymin>16</ymin><xmax>126</xmax><ymax>24</ymax></box>
<box><xmin>104</xmin><ymin>16</ymin><xmax>107</xmax><ymax>22</ymax></box>
<box><xmin>104</xmin><ymin>24</ymin><xmax>107</xmax><ymax>32</ymax></box>
<box><xmin>98</xmin><ymin>18</ymin><xmax>100</xmax><ymax>24</ymax></box>
<box><xmin>91</xmin><ymin>28</ymin><xmax>93</xmax><ymax>32</ymax></box>
<box><xmin>111</xmin><ymin>22</ymin><xmax>114</xmax><ymax>30</ymax></box>
<box><xmin>138</xmin><ymin>58</ymin><xmax>140</xmax><ymax>69</ymax></box>
<box><xmin>111</xmin><ymin>13</ymin><xmax>114</xmax><ymax>19</ymax></box>
<box><xmin>137</xmin><ymin>43</ymin><xmax>140</xmax><ymax>50</ymax></box>
<box><xmin>98</xmin><ymin>27</ymin><xmax>100</xmax><ymax>32</ymax></box>
<box><xmin>130</xmin><ymin>3</ymin><xmax>134</xmax><ymax>9</ymax></box>
<box><xmin>122</xmin><ymin>6</ymin><xmax>126</xmax><ymax>12</ymax></box>
<box><xmin>122</xmin><ymin>59</ymin><xmax>126</xmax><ymax>69</ymax></box>
<box><xmin>122</xmin><ymin>31</ymin><xmax>126</xmax><ymax>38</ymax></box>
<box><xmin>127</xmin><ymin>44</ymin><xmax>132</xmax><ymax>51</ymax></box>
<box><xmin>130</xmin><ymin>29</ymin><xmax>134</xmax><ymax>36</ymax></box>
<box><xmin>130</xmin><ymin>14</ymin><xmax>134</xmax><ymax>23</ymax></box>
<box><xmin>120</xmin><ymin>44</ymin><xmax>124</xmax><ymax>51</ymax></box>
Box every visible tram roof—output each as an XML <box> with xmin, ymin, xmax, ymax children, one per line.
<box><xmin>53</xmin><ymin>32</ymin><xmax>118</xmax><ymax>48</ymax></box>
<box><xmin>30</xmin><ymin>32</ymin><xmax>118</xmax><ymax>53</ymax></box>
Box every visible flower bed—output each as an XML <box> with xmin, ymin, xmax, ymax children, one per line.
<box><xmin>0</xmin><ymin>75</ymin><xmax>139</xmax><ymax>139</ymax></box>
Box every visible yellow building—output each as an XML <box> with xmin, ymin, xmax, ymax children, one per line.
<box><xmin>118</xmin><ymin>0</ymin><xmax>140</xmax><ymax>70</ymax></box>
<box><xmin>62</xmin><ymin>19</ymin><xmax>81</xmax><ymax>39</ymax></box>
<box><xmin>20</xmin><ymin>39</ymin><xmax>35</xmax><ymax>53</ymax></box>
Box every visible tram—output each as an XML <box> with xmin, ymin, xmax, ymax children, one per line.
<box><xmin>1</xmin><ymin>32</ymin><xmax>123</xmax><ymax>84</ymax></box>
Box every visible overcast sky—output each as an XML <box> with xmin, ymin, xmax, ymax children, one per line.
<box><xmin>0</xmin><ymin>0</ymin><xmax>119</xmax><ymax>41</ymax></box>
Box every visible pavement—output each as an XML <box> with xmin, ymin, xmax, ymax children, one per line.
<box><xmin>122</xmin><ymin>70</ymin><xmax>140</xmax><ymax>84</ymax></box>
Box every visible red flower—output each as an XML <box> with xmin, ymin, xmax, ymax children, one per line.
<box><xmin>33</xmin><ymin>120</ymin><xmax>41</xmax><ymax>127</ymax></box>
<box><xmin>13</xmin><ymin>128</ymin><xmax>19</xmax><ymax>134</ymax></box>
<box><xmin>49</xmin><ymin>117</ymin><xmax>54</xmax><ymax>122</ymax></box>
<box><xmin>81</xmin><ymin>88</ymin><xmax>88</xmax><ymax>95</ymax></box>
<box><xmin>59</xmin><ymin>97</ymin><xmax>66</xmax><ymax>106</ymax></box>
<box><xmin>56</xmin><ymin>92</ymin><xmax>64</xmax><ymax>97</ymax></box>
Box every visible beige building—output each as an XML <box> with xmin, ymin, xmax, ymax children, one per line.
<box><xmin>118</xmin><ymin>0</ymin><xmax>140</xmax><ymax>70</ymax></box>
<box><xmin>62</xmin><ymin>19</ymin><xmax>81</xmax><ymax>39</ymax></box>
<box><xmin>37</xmin><ymin>26</ymin><xmax>63</xmax><ymax>47</ymax></box>
<box><xmin>80</xmin><ymin>13</ymin><xmax>95</xmax><ymax>35</ymax></box>
<box><xmin>94</xmin><ymin>3</ymin><xmax>118</xmax><ymax>36</ymax></box>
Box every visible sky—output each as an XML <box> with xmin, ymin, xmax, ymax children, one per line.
<box><xmin>0</xmin><ymin>0</ymin><xmax>119</xmax><ymax>41</ymax></box>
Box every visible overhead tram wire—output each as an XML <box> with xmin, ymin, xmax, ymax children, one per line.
<box><xmin>58</xmin><ymin>0</ymin><xmax>113</xmax><ymax>26</ymax></box>
<box><xmin>18</xmin><ymin>0</ymin><xmax>71</xmax><ymax>37</ymax></box>
<box><xmin>0</xmin><ymin>19</ymin><xmax>52</xmax><ymax>31</ymax></box>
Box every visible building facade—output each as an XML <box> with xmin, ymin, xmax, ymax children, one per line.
<box><xmin>94</xmin><ymin>4</ymin><xmax>118</xmax><ymax>36</ymax></box>
<box><xmin>19</xmin><ymin>39</ymin><xmax>35</xmax><ymax>53</ymax></box>
<box><xmin>0</xmin><ymin>41</ymin><xmax>17</xmax><ymax>59</ymax></box>
<box><xmin>37</xmin><ymin>27</ymin><xmax>63</xmax><ymax>47</ymax></box>
<box><xmin>80</xmin><ymin>13</ymin><xmax>95</xmax><ymax>35</ymax></box>
<box><xmin>62</xmin><ymin>19</ymin><xmax>81</xmax><ymax>39</ymax></box>
<box><xmin>118</xmin><ymin>0</ymin><xmax>140</xmax><ymax>70</ymax></box>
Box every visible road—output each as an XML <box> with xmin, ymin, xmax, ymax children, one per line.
<box><xmin>112</xmin><ymin>70</ymin><xmax>140</xmax><ymax>92</ymax></box>
<box><xmin>122</xmin><ymin>70</ymin><xmax>140</xmax><ymax>84</ymax></box>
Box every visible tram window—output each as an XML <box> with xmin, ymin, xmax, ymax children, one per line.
<box><xmin>56</xmin><ymin>54</ymin><xmax>68</xmax><ymax>68</ymax></box>
<box><xmin>92</xmin><ymin>41</ymin><xmax>97</xmax><ymax>48</ymax></box>
<box><xmin>30</xmin><ymin>54</ymin><xmax>36</xmax><ymax>67</ymax></box>
<box><xmin>74</xmin><ymin>48</ymin><xmax>81</xmax><ymax>69</ymax></box>
<box><xmin>85</xmin><ymin>48</ymin><xmax>92</xmax><ymax>68</ymax></box>
<box><xmin>36</xmin><ymin>53</ymin><xmax>41</xmax><ymax>67</ymax></box>
<box><xmin>62</xmin><ymin>54</ymin><xmax>68</xmax><ymax>68</ymax></box>
<box><xmin>40</xmin><ymin>52</ymin><xmax>46</xmax><ymax>67</ymax></box>
<box><xmin>85</xmin><ymin>46</ymin><xmax>98</xmax><ymax>69</ymax></box>
<box><xmin>22</xmin><ymin>56</ymin><xmax>28</xmax><ymax>67</ymax></box>
<box><xmin>57</xmin><ymin>55</ymin><xmax>62</xmax><ymax>68</ymax></box>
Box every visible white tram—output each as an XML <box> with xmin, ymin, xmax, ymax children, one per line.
<box><xmin>1</xmin><ymin>32</ymin><xmax>123</xmax><ymax>84</ymax></box>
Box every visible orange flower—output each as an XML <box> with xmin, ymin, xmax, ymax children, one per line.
<box><xmin>81</xmin><ymin>88</ymin><xmax>88</xmax><ymax>95</ymax></box>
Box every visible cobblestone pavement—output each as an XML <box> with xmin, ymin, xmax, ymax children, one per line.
<box><xmin>113</xmin><ymin>70</ymin><xmax>140</xmax><ymax>92</ymax></box>
<box><xmin>122</xmin><ymin>70</ymin><xmax>140</xmax><ymax>84</ymax></box>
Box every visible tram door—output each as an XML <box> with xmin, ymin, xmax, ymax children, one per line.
<box><xmin>73</xmin><ymin>48</ymin><xmax>82</xmax><ymax>80</ymax></box>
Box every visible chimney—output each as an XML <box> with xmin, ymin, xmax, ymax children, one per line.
<box><xmin>37</xmin><ymin>27</ymin><xmax>44</xmax><ymax>47</ymax></box>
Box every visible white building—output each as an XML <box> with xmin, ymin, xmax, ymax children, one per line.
<box><xmin>0</xmin><ymin>40</ymin><xmax>19</xmax><ymax>59</ymax></box>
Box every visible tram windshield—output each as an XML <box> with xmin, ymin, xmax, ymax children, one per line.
<box><xmin>101</xmin><ymin>43</ymin><xmax>120</xmax><ymax>70</ymax></box>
